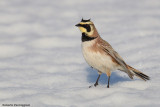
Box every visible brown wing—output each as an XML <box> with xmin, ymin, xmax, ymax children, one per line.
<box><xmin>98</xmin><ymin>38</ymin><xmax>133</xmax><ymax>79</ymax></box>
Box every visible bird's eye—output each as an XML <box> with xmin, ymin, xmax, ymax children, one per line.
<box><xmin>85</xmin><ymin>24</ymin><xmax>91</xmax><ymax>32</ymax></box>
<box><xmin>85</xmin><ymin>24</ymin><xmax>89</xmax><ymax>27</ymax></box>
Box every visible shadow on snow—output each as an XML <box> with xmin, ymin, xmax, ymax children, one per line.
<box><xmin>86</xmin><ymin>67</ymin><xmax>131</xmax><ymax>86</ymax></box>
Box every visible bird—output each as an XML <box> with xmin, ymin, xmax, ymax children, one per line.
<box><xmin>75</xmin><ymin>18</ymin><xmax>150</xmax><ymax>88</ymax></box>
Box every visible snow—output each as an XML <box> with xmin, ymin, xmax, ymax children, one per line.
<box><xmin>0</xmin><ymin>0</ymin><xmax>160</xmax><ymax>107</ymax></box>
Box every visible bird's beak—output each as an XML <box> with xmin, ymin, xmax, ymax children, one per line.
<box><xmin>75</xmin><ymin>23</ymin><xmax>81</xmax><ymax>27</ymax></box>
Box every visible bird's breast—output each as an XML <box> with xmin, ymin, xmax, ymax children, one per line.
<box><xmin>81</xmin><ymin>41</ymin><xmax>118</xmax><ymax>73</ymax></box>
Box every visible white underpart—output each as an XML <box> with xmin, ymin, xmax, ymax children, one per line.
<box><xmin>82</xmin><ymin>40</ymin><xmax>118</xmax><ymax>74</ymax></box>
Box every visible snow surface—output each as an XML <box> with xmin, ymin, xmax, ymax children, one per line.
<box><xmin>0</xmin><ymin>0</ymin><xmax>160</xmax><ymax>107</ymax></box>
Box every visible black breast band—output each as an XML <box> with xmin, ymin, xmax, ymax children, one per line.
<box><xmin>81</xmin><ymin>33</ymin><xmax>97</xmax><ymax>42</ymax></box>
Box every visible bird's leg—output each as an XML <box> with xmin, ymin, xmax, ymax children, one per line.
<box><xmin>107</xmin><ymin>76</ymin><xmax>110</xmax><ymax>88</ymax></box>
<box><xmin>94</xmin><ymin>74</ymin><xmax>101</xmax><ymax>87</ymax></box>
<box><xmin>89</xmin><ymin>71</ymin><xmax>102</xmax><ymax>88</ymax></box>
<box><xmin>106</xmin><ymin>70</ymin><xmax>111</xmax><ymax>88</ymax></box>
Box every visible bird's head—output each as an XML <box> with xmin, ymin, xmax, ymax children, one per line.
<box><xmin>75</xmin><ymin>18</ymin><xmax>95</xmax><ymax>36</ymax></box>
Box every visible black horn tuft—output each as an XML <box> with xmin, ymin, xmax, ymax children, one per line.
<box><xmin>81</xmin><ymin>18</ymin><xmax>84</xmax><ymax>22</ymax></box>
<box><xmin>81</xmin><ymin>18</ymin><xmax>91</xmax><ymax>22</ymax></box>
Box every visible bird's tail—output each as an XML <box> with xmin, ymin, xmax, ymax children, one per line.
<box><xmin>127</xmin><ymin>65</ymin><xmax>150</xmax><ymax>81</ymax></box>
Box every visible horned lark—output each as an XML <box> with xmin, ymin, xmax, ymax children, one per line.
<box><xmin>75</xmin><ymin>18</ymin><xmax>150</xmax><ymax>88</ymax></box>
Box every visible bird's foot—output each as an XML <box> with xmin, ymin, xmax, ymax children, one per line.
<box><xmin>89</xmin><ymin>85</ymin><xmax>92</xmax><ymax>88</ymax></box>
<box><xmin>89</xmin><ymin>82</ymin><xmax>98</xmax><ymax>88</ymax></box>
<box><xmin>94</xmin><ymin>82</ymin><xmax>98</xmax><ymax>87</ymax></box>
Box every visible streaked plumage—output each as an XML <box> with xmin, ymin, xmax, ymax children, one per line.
<box><xmin>75</xmin><ymin>18</ymin><xmax>150</xmax><ymax>88</ymax></box>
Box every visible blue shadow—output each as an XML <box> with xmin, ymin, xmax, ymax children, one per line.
<box><xmin>86</xmin><ymin>67</ymin><xmax>131</xmax><ymax>86</ymax></box>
